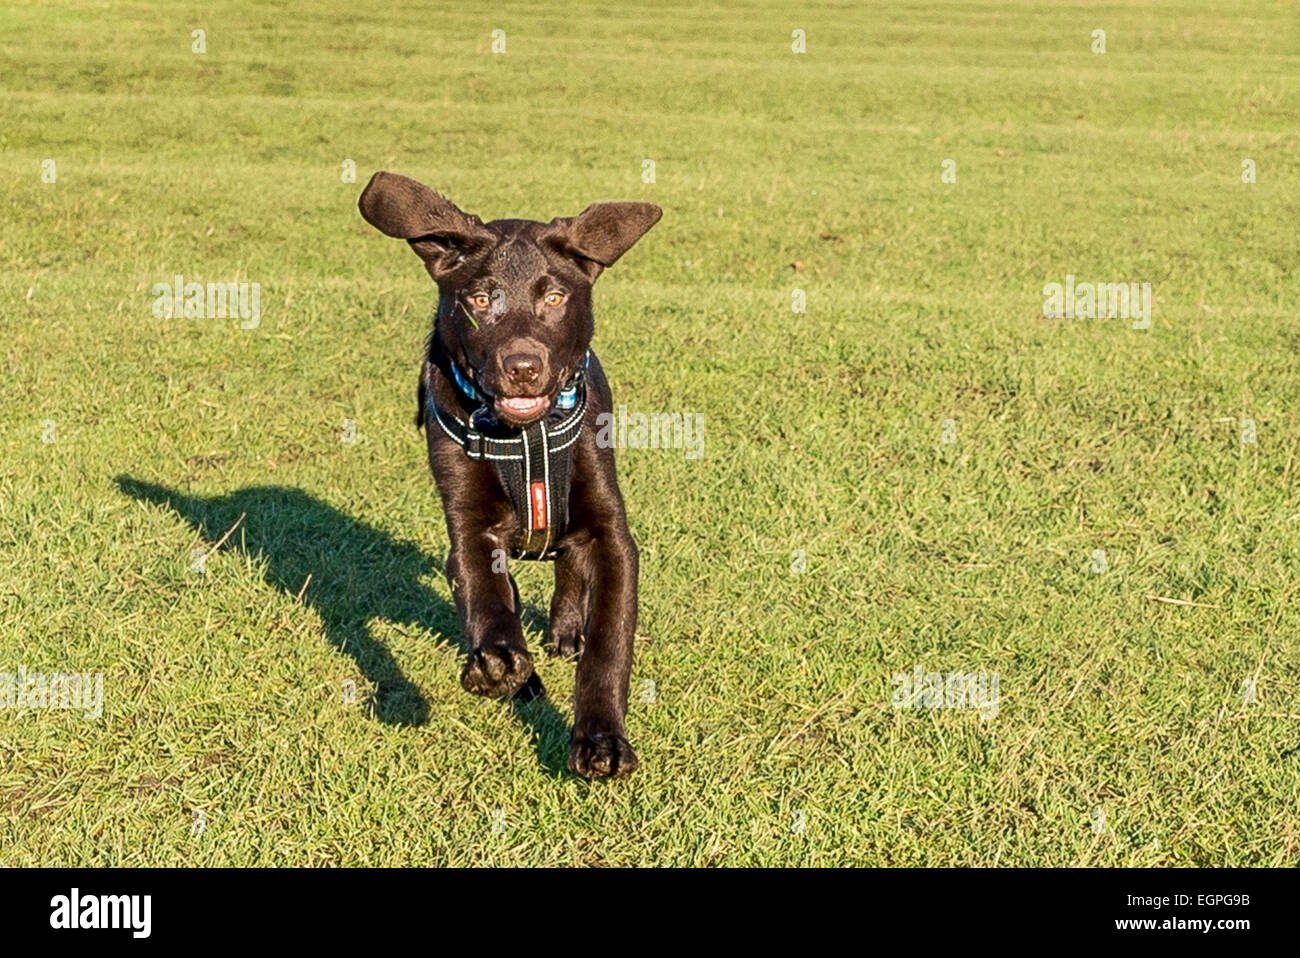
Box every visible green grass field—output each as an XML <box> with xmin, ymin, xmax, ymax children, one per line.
<box><xmin>2</xmin><ymin>0</ymin><xmax>1298</xmax><ymax>866</ymax></box>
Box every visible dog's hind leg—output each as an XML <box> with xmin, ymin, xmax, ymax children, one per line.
<box><xmin>545</xmin><ymin>536</ymin><xmax>594</xmax><ymax>659</ymax></box>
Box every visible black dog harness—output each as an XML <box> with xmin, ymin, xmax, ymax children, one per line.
<box><xmin>427</xmin><ymin>353</ymin><xmax>590</xmax><ymax>560</ymax></box>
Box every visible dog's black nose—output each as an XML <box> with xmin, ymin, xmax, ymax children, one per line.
<box><xmin>503</xmin><ymin>353</ymin><xmax>542</xmax><ymax>385</ymax></box>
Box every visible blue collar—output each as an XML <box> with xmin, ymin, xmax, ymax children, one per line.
<box><xmin>449</xmin><ymin>360</ymin><xmax>482</xmax><ymax>403</ymax></box>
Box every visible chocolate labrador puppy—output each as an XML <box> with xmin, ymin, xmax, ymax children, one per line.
<box><xmin>358</xmin><ymin>172</ymin><xmax>660</xmax><ymax>778</ymax></box>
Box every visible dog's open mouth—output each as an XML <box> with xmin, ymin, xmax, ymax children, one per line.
<box><xmin>495</xmin><ymin>395</ymin><xmax>551</xmax><ymax>422</ymax></box>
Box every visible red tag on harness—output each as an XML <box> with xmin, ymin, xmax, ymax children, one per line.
<box><xmin>529</xmin><ymin>481</ymin><xmax>547</xmax><ymax>530</ymax></box>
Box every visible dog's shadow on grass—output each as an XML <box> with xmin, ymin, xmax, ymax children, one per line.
<box><xmin>113</xmin><ymin>477</ymin><xmax>572</xmax><ymax>773</ymax></box>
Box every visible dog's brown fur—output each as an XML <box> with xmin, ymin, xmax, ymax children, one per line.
<box><xmin>359</xmin><ymin>172</ymin><xmax>660</xmax><ymax>778</ymax></box>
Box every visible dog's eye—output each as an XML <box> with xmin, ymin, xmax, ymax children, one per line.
<box><xmin>468</xmin><ymin>293</ymin><xmax>491</xmax><ymax>310</ymax></box>
<box><xmin>543</xmin><ymin>291</ymin><xmax>566</xmax><ymax>307</ymax></box>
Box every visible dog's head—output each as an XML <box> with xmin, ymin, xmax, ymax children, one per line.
<box><xmin>359</xmin><ymin>171</ymin><xmax>661</xmax><ymax>426</ymax></box>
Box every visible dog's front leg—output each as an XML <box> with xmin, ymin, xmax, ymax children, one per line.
<box><xmin>430</xmin><ymin>432</ymin><xmax>536</xmax><ymax>699</ymax></box>
<box><xmin>444</xmin><ymin>515</ymin><xmax>536</xmax><ymax>700</ymax></box>
<box><xmin>568</xmin><ymin>524</ymin><xmax>639</xmax><ymax>778</ymax></box>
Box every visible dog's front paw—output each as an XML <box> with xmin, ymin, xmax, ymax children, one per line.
<box><xmin>568</xmin><ymin>727</ymin><xmax>638</xmax><ymax>779</ymax></box>
<box><xmin>461</xmin><ymin>644</ymin><xmax>534</xmax><ymax>699</ymax></box>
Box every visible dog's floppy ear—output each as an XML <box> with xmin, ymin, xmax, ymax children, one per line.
<box><xmin>545</xmin><ymin>202</ymin><xmax>662</xmax><ymax>280</ymax></box>
<box><xmin>358</xmin><ymin>171</ymin><xmax>494</xmax><ymax>278</ymax></box>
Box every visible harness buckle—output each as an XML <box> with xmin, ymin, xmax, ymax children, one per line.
<box><xmin>464</xmin><ymin>405</ymin><xmax>496</xmax><ymax>460</ymax></box>
<box><xmin>464</xmin><ymin>428</ymin><xmax>485</xmax><ymax>460</ymax></box>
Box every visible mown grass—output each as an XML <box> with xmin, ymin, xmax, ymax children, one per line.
<box><xmin>1</xmin><ymin>0</ymin><xmax>1298</xmax><ymax>866</ymax></box>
